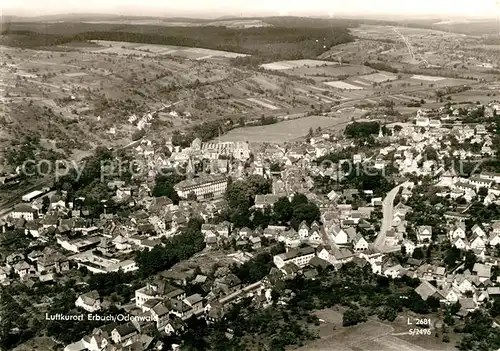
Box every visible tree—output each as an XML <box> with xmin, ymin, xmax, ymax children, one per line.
<box><xmin>478</xmin><ymin>187</ymin><xmax>488</xmax><ymax>197</ymax></box>
<box><xmin>152</xmin><ymin>172</ymin><xmax>183</xmax><ymax>204</ymax></box>
<box><xmin>273</xmin><ymin>197</ymin><xmax>293</xmax><ymax>223</ymax></box>
<box><xmin>342</xmin><ymin>308</ymin><xmax>367</xmax><ymax>327</ymax></box>
<box><xmin>187</xmin><ymin>191</ymin><xmax>197</xmax><ymax>201</ymax></box>
<box><xmin>412</xmin><ymin>247</ymin><xmax>425</xmax><ymax>260</ymax></box>
<box><xmin>290</xmin><ymin>203</ymin><xmax>320</xmax><ymax>230</ymax></box>
<box><xmin>307</xmin><ymin>127</ymin><xmax>313</xmax><ymax>137</ymax></box>
<box><xmin>400</xmin><ymin>244</ymin><xmax>407</xmax><ymax>256</ymax></box>
<box><xmin>291</xmin><ymin>193</ymin><xmax>308</xmax><ymax>207</ymax></box>
<box><xmin>464</xmin><ymin>250</ymin><xmax>477</xmax><ymax>271</ymax></box>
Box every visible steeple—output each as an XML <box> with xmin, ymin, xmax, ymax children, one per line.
<box><xmin>186</xmin><ymin>157</ymin><xmax>194</xmax><ymax>179</ymax></box>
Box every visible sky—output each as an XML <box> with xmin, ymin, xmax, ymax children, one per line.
<box><xmin>2</xmin><ymin>0</ymin><xmax>500</xmax><ymax>18</ymax></box>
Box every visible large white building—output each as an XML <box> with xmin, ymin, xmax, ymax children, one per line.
<box><xmin>174</xmin><ymin>175</ymin><xmax>228</xmax><ymax>201</ymax></box>
<box><xmin>201</xmin><ymin>141</ymin><xmax>250</xmax><ymax>161</ymax></box>
<box><xmin>273</xmin><ymin>247</ymin><xmax>316</xmax><ymax>269</ymax></box>
<box><xmin>10</xmin><ymin>204</ymin><xmax>38</xmax><ymax>221</ymax></box>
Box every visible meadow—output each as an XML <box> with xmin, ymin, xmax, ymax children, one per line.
<box><xmin>218</xmin><ymin>115</ymin><xmax>353</xmax><ymax>143</ymax></box>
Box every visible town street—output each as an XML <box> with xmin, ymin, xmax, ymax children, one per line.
<box><xmin>373</xmin><ymin>181</ymin><xmax>410</xmax><ymax>252</ymax></box>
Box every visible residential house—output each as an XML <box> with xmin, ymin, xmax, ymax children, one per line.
<box><xmin>415</xmin><ymin>280</ymin><xmax>444</xmax><ymax>301</ymax></box>
<box><xmin>13</xmin><ymin>261</ymin><xmax>32</xmax><ymax>278</ymax></box>
<box><xmin>470</xmin><ymin>235</ymin><xmax>486</xmax><ymax>251</ymax></box>
<box><xmin>184</xmin><ymin>294</ymin><xmax>204</xmax><ymax>314</ymax></box>
<box><xmin>489</xmin><ymin>232</ymin><xmax>500</xmax><ymax>247</ymax></box>
<box><xmin>473</xmin><ymin>263</ymin><xmax>492</xmax><ymax>282</ymax></box>
<box><xmin>452</xmin><ymin>237</ymin><xmax>469</xmax><ymax>251</ymax></box>
<box><xmin>298</xmin><ymin>221</ymin><xmax>309</xmax><ymax>240</ymax></box>
<box><xmin>150</xmin><ymin>302</ymin><xmax>170</xmax><ymax>330</ymax></box>
<box><xmin>330</xmin><ymin>225</ymin><xmax>348</xmax><ymax>245</ymax></box>
<box><xmin>441</xmin><ymin>287</ymin><xmax>461</xmax><ymax>304</ymax></box>
<box><xmin>75</xmin><ymin>291</ymin><xmax>101</xmax><ymax>312</ymax></box>
<box><xmin>471</xmin><ymin>224</ymin><xmax>487</xmax><ymax>238</ymax></box>
<box><xmin>111</xmin><ymin>324</ymin><xmax>138</xmax><ymax>345</ymax></box>
<box><xmin>353</xmin><ymin>234</ymin><xmax>369</xmax><ymax>251</ymax></box>
<box><xmin>448</xmin><ymin>223</ymin><xmax>466</xmax><ymax>240</ymax></box>
<box><xmin>416</xmin><ymin>226</ymin><xmax>432</xmax><ymax>243</ymax></box>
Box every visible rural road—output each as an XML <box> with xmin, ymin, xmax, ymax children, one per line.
<box><xmin>373</xmin><ymin>181</ymin><xmax>410</xmax><ymax>252</ymax></box>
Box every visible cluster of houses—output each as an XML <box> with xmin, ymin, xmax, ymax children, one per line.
<box><xmin>5</xmin><ymin>101</ymin><xmax>500</xmax><ymax>350</ymax></box>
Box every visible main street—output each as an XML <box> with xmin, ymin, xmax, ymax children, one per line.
<box><xmin>373</xmin><ymin>181</ymin><xmax>410</xmax><ymax>252</ymax></box>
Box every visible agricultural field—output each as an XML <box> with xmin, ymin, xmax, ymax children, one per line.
<box><xmin>411</xmin><ymin>75</ymin><xmax>446</xmax><ymax>82</ymax></box>
<box><xmin>88</xmin><ymin>40</ymin><xmax>250</xmax><ymax>59</ymax></box>
<box><xmin>281</xmin><ymin>64</ymin><xmax>376</xmax><ymax>81</ymax></box>
<box><xmin>361</xmin><ymin>72</ymin><xmax>399</xmax><ymax>83</ymax></box>
<box><xmin>323</xmin><ymin>81</ymin><xmax>365</xmax><ymax>90</ymax></box>
<box><xmin>321</xmin><ymin>24</ymin><xmax>500</xmax><ymax>79</ymax></box>
<box><xmin>0</xmin><ymin>38</ymin><xmax>355</xmax><ymax>171</ymax></box>
<box><xmin>80</xmin><ymin>18</ymin><xmax>272</xmax><ymax>29</ymax></box>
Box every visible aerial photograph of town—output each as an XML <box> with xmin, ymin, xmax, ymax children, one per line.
<box><xmin>1</xmin><ymin>0</ymin><xmax>500</xmax><ymax>350</ymax></box>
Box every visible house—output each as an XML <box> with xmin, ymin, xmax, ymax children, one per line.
<box><xmin>165</xmin><ymin>317</ymin><xmax>186</xmax><ymax>335</ymax></box>
<box><xmin>298</xmin><ymin>221</ymin><xmax>309</xmax><ymax>240</ymax></box>
<box><xmin>441</xmin><ymin>287</ymin><xmax>460</xmax><ymax>304</ymax></box>
<box><xmin>470</xmin><ymin>235</ymin><xmax>486</xmax><ymax>250</ymax></box>
<box><xmin>448</xmin><ymin>223</ymin><xmax>466</xmax><ymax>240</ymax></box>
<box><xmin>489</xmin><ymin>232</ymin><xmax>500</xmax><ymax>247</ymax></box>
<box><xmin>308</xmin><ymin>228</ymin><xmax>323</xmax><ymax>244</ymax></box>
<box><xmin>184</xmin><ymin>294</ymin><xmax>204</xmax><ymax>314</ymax></box>
<box><xmin>415</xmin><ymin>281</ymin><xmax>444</xmax><ymax>301</ymax></box>
<box><xmin>330</xmin><ymin>225</ymin><xmax>348</xmax><ymax>245</ymax></box>
<box><xmin>111</xmin><ymin>324</ymin><xmax>138</xmax><ymax>344</ymax></box>
<box><xmin>472</xmin><ymin>263</ymin><xmax>492</xmax><ymax>282</ymax></box>
<box><xmin>254</xmin><ymin>194</ymin><xmax>279</xmax><ymax>209</ymax></box>
<box><xmin>75</xmin><ymin>291</ymin><xmax>101</xmax><ymax>312</ymax></box>
<box><xmin>13</xmin><ymin>261</ymin><xmax>32</xmax><ymax>278</ymax></box>
<box><xmin>168</xmin><ymin>298</ymin><xmax>193</xmax><ymax>320</ymax></box>
<box><xmin>249</xmin><ymin>236</ymin><xmax>262</xmax><ymax>250</ymax></box>
<box><xmin>471</xmin><ymin>224</ymin><xmax>487</xmax><ymax>238</ymax></box>
<box><xmin>204</xmin><ymin>301</ymin><xmax>224</xmax><ymax>324</ymax></box>
<box><xmin>353</xmin><ymin>234</ymin><xmax>369</xmax><ymax>251</ymax></box>
<box><xmin>416</xmin><ymin>226</ymin><xmax>432</xmax><ymax>243</ymax></box>
<box><xmin>150</xmin><ymin>302</ymin><xmax>170</xmax><ymax>330</ymax></box>
<box><xmin>384</xmin><ymin>264</ymin><xmax>404</xmax><ymax>279</ymax></box>
<box><xmin>453</xmin><ymin>275</ymin><xmax>475</xmax><ymax>294</ymax></box>
<box><xmin>452</xmin><ymin>237</ymin><xmax>469</xmax><ymax>251</ymax></box>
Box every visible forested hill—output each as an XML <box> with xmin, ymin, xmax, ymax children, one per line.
<box><xmin>0</xmin><ymin>19</ymin><xmax>355</xmax><ymax>62</ymax></box>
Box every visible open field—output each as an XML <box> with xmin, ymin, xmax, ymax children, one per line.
<box><xmin>260</xmin><ymin>59</ymin><xmax>339</xmax><ymax>71</ymax></box>
<box><xmin>89</xmin><ymin>40</ymin><xmax>249</xmax><ymax>59</ymax></box>
<box><xmin>246</xmin><ymin>98</ymin><xmax>280</xmax><ymax>110</ymax></box>
<box><xmin>79</xmin><ymin>18</ymin><xmax>272</xmax><ymax>28</ymax></box>
<box><xmin>324</xmin><ymin>81</ymin><xmax>365</xmax><ymax>90</ymax></box>
<box><xmin>411</xmin><ymin>75</ymin><xmax>446</xmax><ymax>82</ymax></box>
<box><xmin>361</xmin><ymin>72</ymin><xmax>399</xmax><ymax>83</ymax></box>
<box><xmin>295</xmin><ymin>309</ymin><xmax>457</xmax><ymax>351</ymax></box>
<box><xmin>218</xmin><ymin>115</ymin><xmax>355</xmax><ymax>144</ymax></box>
<box><xmin>283</xmin><ymin>64</ymin><xmax>375</xmax><ymax>80</ymax></box>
